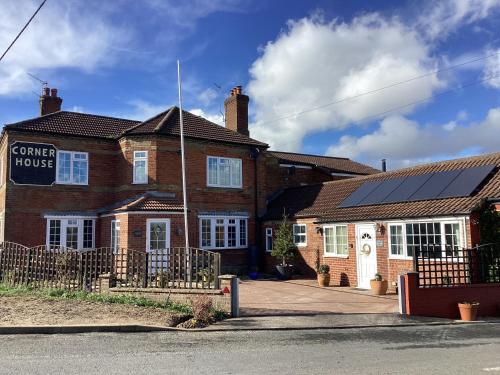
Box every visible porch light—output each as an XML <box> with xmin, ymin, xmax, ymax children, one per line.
<box><xmin>315</xmin><ymin>226</ymin><xmax>323</xmax><ymax>235</ymax></box>
<box><xmin>376</xmin><ymin>223</ymin><xmax>386</xmax><ymax>235</ymax></box>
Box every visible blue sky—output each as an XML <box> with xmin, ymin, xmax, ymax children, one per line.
<box><xmin>1</xmin><ymin>0</ymin><xmax>500</xmax><ymax>169</ymax></box>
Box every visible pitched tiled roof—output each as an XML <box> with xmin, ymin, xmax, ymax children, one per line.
<box><xmin>99</xmin><ymin>192</ymin><xmax>184</xmax><ymax>214</ymax></box>
<box><xmin>4</xmin><ymin>111</ymin><xmax>139</xmax><ymax>139</ymax></box>
<box><xmin>125</xmin><ymin>107</ymin><xmax>267</xmax><ymax>147</ymax></box>
<box><xmin>268</xmin><ymin>151</ymin><xmax>380</xmax><ymax>175</ymax></box>
<box><xmin>264</xmin><ymin>152</ymin><xmax>500</xmax><ymax>222</ymax></box>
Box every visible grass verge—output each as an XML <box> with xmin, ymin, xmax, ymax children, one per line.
<box><xmin>0</xmin><ymin>283</ymin><xmax>192</xmax><ymax>315</ymax></box>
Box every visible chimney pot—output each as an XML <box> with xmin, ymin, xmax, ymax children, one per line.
<box><xmin>39</xmin><ymin>87</ymin><xmax>62</xmax><ymax>116</ymax></box>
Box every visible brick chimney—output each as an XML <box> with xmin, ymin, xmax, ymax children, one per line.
<box><xmin>39</xmin><ymin>87</ymin><xmax>62</xmax><ymax>116</ymax></box>
<box><xmin>224</xmin><ymin>85</ymin><xmax>249</xmax><ymax>136</ymax></box>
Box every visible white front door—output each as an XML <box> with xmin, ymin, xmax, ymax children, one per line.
<box><xmin>146</xmin><ymin>219</ymin><xmax>171</xmax><ymax>273</ymax></box>
<box><xmin>356</xmin><ymin>224</ymin><xmax>377</xmax><ymax>289</ymax></box>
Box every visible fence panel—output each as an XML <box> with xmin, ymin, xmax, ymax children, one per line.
<box><xmin>416</xmin><ymin>243</ymin><xmax>500</xmax><ymax>288</ymax></box>
<box><xmin>0</xmin><ymin>243</ymin><xmax>221</xmax><ymax>291</ymax></box>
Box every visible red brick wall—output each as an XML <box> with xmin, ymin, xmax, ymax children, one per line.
<box><xmin>404</xmin><ymin>272</ymin><xmax>500</xmax><ymax>318</ymax></box>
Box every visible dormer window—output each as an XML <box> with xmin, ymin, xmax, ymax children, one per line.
<box><xmin>207</xmin><ymin>156</ymin><xmax>242</xmax><ymax>188</ymax></box>
<box><xmin>133</xmin><ymin>151</ymin><xmax>148</xmax><ymax>184</ymax></box>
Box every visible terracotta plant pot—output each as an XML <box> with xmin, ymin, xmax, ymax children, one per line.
<box><xmin>317</xmin><ymin>273</ymin><xmax>330</xmax><ymax>287</ymax></box>
<box><xmin>370</xmin><ymin>279</ymin><xmax>388</xmax><ymax>295</ymax></box>
<box><xmin>458</xmin><ymin>302</ymin><xmax>480</xmax><ymax>321</ymax></box>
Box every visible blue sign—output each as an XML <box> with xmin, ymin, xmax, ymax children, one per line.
<box><xmin>10</xmin><ymin>142</ymin><xmax>57</xmax><ymax>185</ymax></box>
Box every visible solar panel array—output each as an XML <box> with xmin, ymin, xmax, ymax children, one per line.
<box><xmin>338</xmin><ymin>165</ymin><xmax>496</xmax><ymax>208</ymax></box>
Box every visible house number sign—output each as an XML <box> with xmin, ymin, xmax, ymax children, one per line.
<box><xmin>9</xmin><ymin>142</ymin><xmax>57</xmax><ymax>186</ymax></box>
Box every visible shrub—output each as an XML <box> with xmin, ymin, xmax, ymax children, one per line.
<box><xmin>317</xmin><ymin>264</ymin><xmax>330</xmax><ymax>274</ymax></box>
<box><xmin>373</xmin><ymin>273</ymin><xmax>383</xmax><ymax>281</ymax></box>
<box><xmin>191</xmin><ymin>294</ymin><xmax>213</xmax><ymax>323</ymax></box>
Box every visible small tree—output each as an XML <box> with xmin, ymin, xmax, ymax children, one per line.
<box><xmin>271</xmin><ymin>214</ymin><xmax>298</xmax><ymax>266</ymax></box>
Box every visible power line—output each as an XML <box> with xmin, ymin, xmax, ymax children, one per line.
<box><xmin>0</xmin><ymin>0</ymin><xmax>47</xmax><ymax>63</ymax></box>
<box><xmin>258</xmin><ymin>49</ymin><xmax>500</xmax><ymax>126</ymax></box>
<box><xmin>335</xmin><ymin>72</ymin><xmax>500</xmax><ymax>127</ymax></box>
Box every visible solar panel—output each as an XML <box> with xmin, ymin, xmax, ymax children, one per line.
<box><xmin>408</xmin><ymin>169</ymin><xmax>462</xmax><ymax>201</ymax></box>
<box><xmin>382</xmin><ymin>173</ymin><xmax>433</xmax><ymax>203</ymax></box>
<box><xmin>338</xmin><ymin>180</ymin><xmax>383</xmax><ymax>208</ymax></box>
<box><xmin>437</xmin><ymin>164</ymin><xmax>496</xmax><ymax>198</ymax></box>
<box><xmin>357</xmin><ymin>177</ymin><xmax>406</xmax><ymax>206</ymax></box>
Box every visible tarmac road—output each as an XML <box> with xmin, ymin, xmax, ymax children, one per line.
<box><xmin>0</xmin><ymin>323</ymin><xmax>499</xmax><ymax>374</ymax></box>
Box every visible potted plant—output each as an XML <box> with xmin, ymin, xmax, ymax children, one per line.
<box><xmin>271</xmin><ymin>214</ymin><xmax>298</xmax><ymax>280</ymax></box>
<box><xmin>317</xmin><ymin>264</ymin><xmax>330</xmax><ymax>287</ymax></box>
<box><xmin>458</xmin><ymin>302</ymin><xmax>480</xmax><ymax>321</ymax></box>
<box><xmin>248</xmin><ymin>266</ymin><xmax>259</xmax><ymax>280</ymax></box>
<box><xmin>370</xmin><ymin>273</ymin><xmax>388</xmax><ymax>295</ymax></box>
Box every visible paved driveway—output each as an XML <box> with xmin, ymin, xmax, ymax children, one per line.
<box><xmin>239</xmin><ymin>279</ymin><xmax>398</xmax><ymax>316</ymax></box>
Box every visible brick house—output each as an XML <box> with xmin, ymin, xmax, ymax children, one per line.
<box><xmin>262</xmin><ymin>153</ymin><xmax>500</xmax><ymax>288</ymax></box>
<box><xmin>0</xmin><ymin>86</ymin><xmax>376</xmax><ymax>273</ymax></box>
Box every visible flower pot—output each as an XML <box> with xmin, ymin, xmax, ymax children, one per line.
<box><xmin>458</xmin><ymin>302</ymin><xmax>480</xmax><ymax>321</ymax></box>
<box><xmin>317</xmin><ymin>273</ymin><xmax>330</xmax><ymax>287</ymax></box>
<box><xmin>276</xmin><ymin>265</ymin><xmax>293</xmax><ymax>280</ymax></box>
<box><xmin>370</xmin><ymin>279</ymin><xmax>388</xmax><ymax>295</ymax></box>
<box><xmin>249</xmin><ymin>272</ymin><xmax>259</xmax><ymax>280</ymax></box>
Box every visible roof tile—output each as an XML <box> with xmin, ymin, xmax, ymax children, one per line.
<box><xmin>268</xmin><ymin>150</ymin><xmax>380</xmax><ymax>175</ymax></box>
<box><xmin>264</xmin><ymin>152</ymin><xmax>500</xmax><ymax>222</ymax></box>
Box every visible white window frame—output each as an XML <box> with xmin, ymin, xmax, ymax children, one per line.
<box><xmin>293</xmin><ymin>224</ymin><xmax>307</xmax><ymax>247</ymax></box>
<box><xmin>56</xmin><ymin>151</ymin><xmax>89</xmax><ymax>185</ymax></box>
<box><xmin>111</xmin><ymin>219</ymin><xmax>121</xmax><ymax>254</ymax></box>
<box><xmin>265</xmin><ymin>227</ymin><xmax>273</xmax><ymax>252</ymax></box>
<box><xmin>146</xmin><ymin>219</ymin><xmax>171</xmax><ymax>252</ymax></box>
<box><xmin>45</xmin><ymin>217</ymin><xmax>95</xmax><ymax>250</ymax></box>
<box><xmin>206</xmin><ymin>156</ymin><xmax>242</xmax><ymax>188</ymax></box>
<box><xmin>198</xmin><ymin>216</ymin><xmax>248</xmax><ymax>250</ymax></box>
<box><xmin>133</xmin><ymin>151</ymin><xmax>148</xmax><ymax>184</ymax></box>
<box><xmin>323</xmin><ymin>224</ymin><xmax>349</xmax><ymax>258</ymax></box>
<box><xmin>387</xmin><ymin>218</ymin><xmax>466</xmax><ymax>260</ymax></box>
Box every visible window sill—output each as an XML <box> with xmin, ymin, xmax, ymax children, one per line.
<box><xmin>324</xmin><ymin>254</ymin><xmax>349</xmax><ymax>259</ymax></box>
<box><xmin>55</xmin><ymin>182</ymin><xmax>88</xmax><ymax>186</ymax></box>
<box><xmin>206</xmin><ymin>185</ymin><xmax>243</xmax><ymax>190</ymax></box>
<box><xmin>389</xmin><ymin>256</ymin><xmax>413</xmax><ymax>261</ymax></box>
<box><xmin>132</xmin><ymin>181</ymin><xmax>148</xmax><ymax>185</ymax></box>
<box><xmin>295</xmin><ymin>243</ymin><xmax>307</xmax><ymax>247</ymax></box>
<box><xmin>201</xmin><ymin>246</ymin><xmax>248</xmax><ymax>251</ymax></box>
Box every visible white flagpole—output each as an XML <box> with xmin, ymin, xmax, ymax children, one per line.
<box><xmin>177</xmin><ymin>60</ymin><xmax>189</xmax><ymax>249</ymax></box>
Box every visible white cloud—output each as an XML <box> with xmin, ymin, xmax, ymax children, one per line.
<box><xmin>326</xmin><ymin>108</ymin><xmax>500</xmax><ymax>168</ymax></box>
<box><xmin>417</xmin><ymin>0</ymin><xmax>500</xmax><ymax>41</ymax></box>
<box><xmin>116</xmin><ymin>100</ymin><xmax>170</xmax><ymax>121</ymax></box>
<box><xmin>197</xmin><ymin>88</ymin><xmax>219</xmax><ymax>106</ymax></box>
<box><xmin>189</xmin><ymin>108</ymin><xmax>224</xmax><ymax>126</ymax></box>
<box><xmin>0</xmin><ymin>1</ymin><xmax>129</xmax><ymax>96</ymax></box>
<box><xmin>483</xmin><ymin>49</ymin><xmax>500</xmax><ymax>88</ymax></box>
<box><xmin>248</xmin><ymin>14</ymin><xmax>442</xmax><ymax>151</ymax></box>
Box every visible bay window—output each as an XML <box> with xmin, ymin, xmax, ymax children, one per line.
<box><xmin>207</xmin><ymin>156</ymin><xmax>242</xmax><ymax>188</ymax></box>
<box><xmin>324</xmin><ymin>225</ymin><xmax>348</xmax><ymax>256</ymax></box>
<box><xmin>388</xmin><ymin>220</ymin><xmax>464</xmax><ymax>259</ymax></box>
<box><xmin>133</xmin><ymin>151</ymin><xmax>148</xmax><ymax>184</ymax></box>
<box><xmin>199</xmin><ymin>216</ymin><xmax>248</xmax><ymax>249</ymax></box>
<box><xmin>293</xmin><ymin>224</ymin><xmax>307</xmax><ymax>246</ymax></box>
<box><xmin>46</xmin><ymin>217</ymin><xmax>95</xmax><ymax>250</ymax></box>
<box><xmin>56</xmin><ymin>151</ymin><xmax>88</xmax><ymax>185</ymax></box>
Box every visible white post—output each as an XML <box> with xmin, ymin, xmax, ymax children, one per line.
<box><xmin>177</xmin><ymin>60</ymin><xmax>191</xmax><ymax>284</ymax></box>
<box><xmin>177</xmin><ymin>60</ymin><xmax>189</xmax><ymax>249</ymax></box>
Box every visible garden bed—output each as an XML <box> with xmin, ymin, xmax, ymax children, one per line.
<box><xmin>0</xmin><ymin>284</ymin><xmax>224</xmax><ymax>328</ymax></box>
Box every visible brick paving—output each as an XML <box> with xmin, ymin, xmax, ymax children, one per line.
<box><xmin>239</xmin><ymin>279</ymin><xmax>398</xmax><ymax>316</ymax></box>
